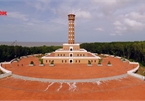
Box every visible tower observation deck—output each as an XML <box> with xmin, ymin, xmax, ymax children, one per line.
<box><xmin>68</xmin><ymin>14</ymin><xmax>75</xmax><ymax>44</ymax></box>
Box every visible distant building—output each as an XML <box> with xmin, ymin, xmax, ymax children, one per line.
<box><xmin>42</xmin><ymin>14</ymin><xmax>100</xmax><ymax>64</ymax></box>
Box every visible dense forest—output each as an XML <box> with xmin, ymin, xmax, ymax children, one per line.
<box><xmin>80</xmin><ymin>41</ymin><xmax>145</xmax><ymax>66</ymax></box>
<box><xmin>0</xmin><ymin>41</ymin><xmax>145</xmax><ymax>66</ymax></box>
<box><xmin>0</xmin><ymin>45</ymin><xmax>61</xmax><ymax>62</ymax></box>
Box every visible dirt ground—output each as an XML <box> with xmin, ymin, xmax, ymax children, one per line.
<box><xmin>0</xmin><ymin>56</ymin><xmax>145</xmax><ymax>100</ymax></box>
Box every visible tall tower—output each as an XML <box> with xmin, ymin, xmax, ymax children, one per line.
<box><xmin>68</xmin><ymin>14</ymin><xmax>75</xmax><ymax>44</ymax></box>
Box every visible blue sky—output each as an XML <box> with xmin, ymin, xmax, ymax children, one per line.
<box><xmin>0</xmin><ymin>0</ymin><xmax>145</xmax><ymax>42</ymax></box>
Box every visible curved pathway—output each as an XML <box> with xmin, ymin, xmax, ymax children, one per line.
<box><xmin>12</xmin><ymin>73</ymin><xmax>128</xmax><ymax>83</ymax></box>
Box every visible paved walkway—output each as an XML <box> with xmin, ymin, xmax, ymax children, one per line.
<box><xmin>12</xmin><ymin>74</ymin><xmax>128</xmax><ymax>83</ymax></box>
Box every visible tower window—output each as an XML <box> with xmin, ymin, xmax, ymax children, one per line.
<box><xmin>70</xmin><ymin>60</ymin><xmax>73</xmax><ymax>63</ymax></box>
<box><xmin>70</xmin><ymin>54</ymin><xmax>72</xmax><ymax>57</ymax></box>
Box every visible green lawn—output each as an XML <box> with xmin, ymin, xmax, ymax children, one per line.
<box><xmin>136</xmin><ymin>67</ymin><xmax>145</xmax><ymax>76</ymax></box>
<box><xmin>0</xmin><ymin>70</ymin><xmax>3</xmax><ymax>74</ymax></box>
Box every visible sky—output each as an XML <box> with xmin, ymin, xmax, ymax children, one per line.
<box><xmin>0</xmin><ymin>0</ymin><xmax>145</xmax><ymax>42</ymax></box>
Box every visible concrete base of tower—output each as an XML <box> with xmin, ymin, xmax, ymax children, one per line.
<box><xmin>42</xmin><ymin>42</ymin><xmax>100</xmax><ymax>65</ymax></box>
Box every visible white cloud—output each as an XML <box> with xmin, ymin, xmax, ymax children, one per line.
<box><xmin>115</xmin><ymin>30</ymin><xmax>121</xmax><ymax>34</ymax></box>
<box><xmin>73</xmin><ymin>9</ymin><xmax>92</xmax><ymax>19</ymax></box>
<box><xmin>114</xmin><ymin>10</ymin><xmax>145</xmax><ymax>35</ymax></box>
<box><xmin>115</xmin><ymin>26</ymin><xmax>126</xmax><ymax>31</ymax></box>
<box><xmin>26</xmin><ymin>22</ymin><xmax>34</xmax><ymax>26</ymax></box>
<box><xmin>138</xmin><ymin>3</ymin><xmax>145</xmax><ymax>14</ymax></box>
<box><xmin>92</xmin><ymin>0</ymin><xmax>118</xmax><ymax>5</ymax></box>
<box><xmin>95</xmin><ymin>27</ymin><xmax>104</xmax><ymax>31</ymax></box>
<box><xmin>124</xmin><ymin>18</ymin><xmax>143</xmax><ymax>27</ymax></box>
<box><xmin>8</xmin><ymin>12</ymin><xmax>28</xmax><ymax>21</ymax></box>
<box><xmin>113</xmin><ymin>21</ymin><xmax>122</xmax><ymax>26</ymax></box>
<box><xmin>92</xmin><ymin>0</ymin><xmax>127</xmax><ymax>15</ymax></box>
<box><xmin>1</xmin><ymin>0</ymin><xmax>145</xmax><ymax>42</ymax></box>
<box><xmin>91</xmin><ymin>0</ymin><xmax>139</xmax><ymax>17</ymax></box>
<box><xmin>125</xmin><ymin>12</ymin><xmax>145</xmax><ymax>22</ymax></box>
<box><xmin>26</xmin><ymin>0</ymin><xmax>51</xmax><ymax>11</ymax></box>
<box><xmin>47</xmin><ymin>0</ymin><xmax>93</xmax><ymax>20</ymax></box>
<box><xmin>37</xmin><ymin>0</ymin><xmax>50</xmax><ymax>3</ymax></box>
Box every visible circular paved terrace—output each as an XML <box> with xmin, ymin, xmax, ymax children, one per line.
<box><xmin>3</xmin><ymin>56</ymin><xmax>137</xmax><ymax>79</ymax></box>
<box><xmin>1</xmin><ymin>55</ymin><xmax>145</xmax><ymax>100</ymax></box>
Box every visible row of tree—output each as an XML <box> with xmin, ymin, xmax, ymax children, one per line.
<box><xmin>0</xmin><ymin>41</ymin><xmax>145</xmax><ymax>66</ymax></box>
<box><xmin>0</xmin><ymin>45</ymin><xmax>61</xmax><ymax>62</ymax></box>
<box><xmin>80</xmin><ymin>41</ymin><xmax>145</xmax><ymax>66</ymax></box>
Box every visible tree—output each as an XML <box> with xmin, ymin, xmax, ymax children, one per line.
<box><xmin>39</xmin><ymin>59</ymin><xmax>43</xmax><ymax>64</ymax></box>
<box><xmin>30</xmin><ymin>61</ymin><xmax>34</xmax><ymax>65</ymax></box>
<box><xmin>107</xmin><ymin>61</ymin><xmax>111</xmax><ymax>64</ymax></box>
<box><xmin>50</xmin><ymin>60</ymin><xmax>54</xmax><ymax>65</ymax></box>
<box><xmin>98</xmin><ymin>59</ymin><xmax>102</xmax><ymax>64</ymax></box>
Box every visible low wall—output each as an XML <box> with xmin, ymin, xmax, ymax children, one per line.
<box><xmin>2</xmin><ymin>62</ymin><xmax>11</xmax><ymax>64</ymax></box>
<box><xmin>109</xmin><ymin>56</ymin><xmax>144</xmax><ymax>80</ymax></box>
<box><xmin>0</xmin><ymin>63</ymin><xmax>12</xmax><ymax>79</ymax></box>
<box><xmin>0</xmin><ymin>73</ymin><xmax>12</xmax><ymax>79</ymax></box>
<box><xmin>105</xmin><ymin>55</ymin><xmax>144</xmax><ymax>81</ymax></box>
<box><xmin>127</xmin><ymin>62</ymin><xmax>145</xmax><ymax>80</ymax></box>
